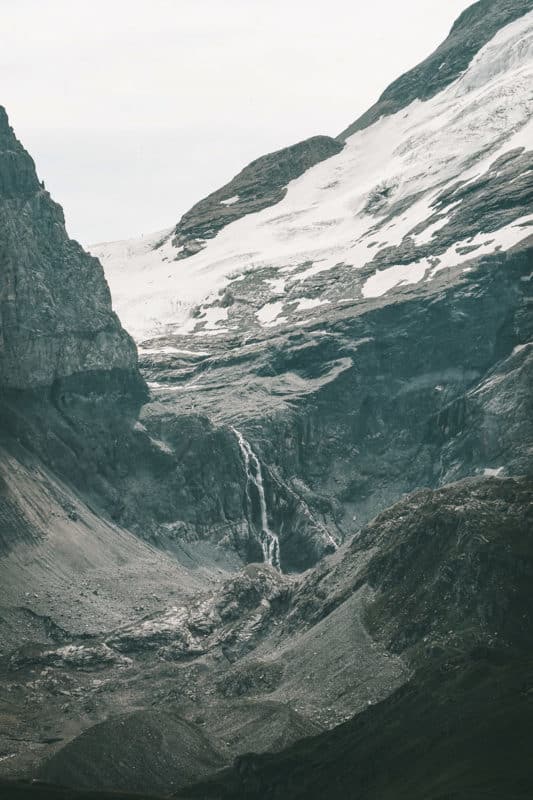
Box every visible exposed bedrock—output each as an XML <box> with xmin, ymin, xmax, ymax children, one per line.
<box><xmin>199</xmin><ymin>244</ymin><xmax>533</xmax><ymax>555</ymax></box>
<box><xmin>60</xmin><ymin>239</ymin><xmax>530</xmax><ymax>573</ymax></box>
<box><xmin>0</xmin><ymin>108</ymin><xmax>143</xmax><ymax>395</ymax></box>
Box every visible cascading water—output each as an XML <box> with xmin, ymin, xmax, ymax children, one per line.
<box><xmin>232</xmin><ymin>428</ymin><xmax>280</xmax><ymax>569</ymax></box>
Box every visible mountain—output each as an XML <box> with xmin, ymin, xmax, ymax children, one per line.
<box><xmin>1</xmin><ymin>1</ymin><xmax>533</xmax><ymax>798</ymax></box>
<box><xmin>93</xmin><ymin>3</ymin><xmax>532</xmax><ymax>343</ymax></box>
<box><xmin>92</xmin><ymin>1</ymin><xmax>533</xmax><ymax>560</ymax></box>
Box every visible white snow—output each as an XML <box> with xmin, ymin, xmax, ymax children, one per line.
<box><xmin>147</xmin><ymin>381</ymin><xmax>181</xmax><ymax>392</ymax></box>
<box><xmin>362</xmin><ymin>260</ymin><xmax>429</xmax><ymax>298</ymax></box>
<box><xmin>512</xmin><ymin>342</ymin><xmax>532</xmax><ymax>355</ymax></box>
<box><xmin>483</xmin><ymin>467</ymin><xmax>504</xmax><ymax>477</ymax></box>
<box><xmin>293</xmin><ymin>297</ymin><xmax>330</xmax><ymax>312</ymax></box>
<box><xmin>202</xmin><ymin>306</ymin><xmax>229</xmax><ymax>329</ymax></box>
<box><xmin>138</xmin><ymin>346</ymin><xmax>210</xmax><ymax>356</ymax></box>
<box><xmin>220</xmin><ymin>195</ymin><xmax>240</xmax><ymax>206</ymax></box>
<box><xmin>92</xmin><ymin>12</ymin><xmax>533</xmax><ymax>340</ymax></box>
<box><xmin>256</xmin><ymin>300</ymin><xmax>284</xmax><ymax>325</ymax></box>
<box><xmin>265</xmin><ymin>276</ymin><xmax>287</xmax><ymax>295</ymax></box>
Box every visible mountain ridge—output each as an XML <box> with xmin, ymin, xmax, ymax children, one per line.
<box><xmin>338</xmin><ymin>0</ymin><xmax>533</xmax><ymax>138</ymax></box>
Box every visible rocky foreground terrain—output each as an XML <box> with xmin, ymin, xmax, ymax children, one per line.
<box><xmin>1</xmin><ymin>0</ymin><xmax>533</xmax><ymax>798</ymax></box>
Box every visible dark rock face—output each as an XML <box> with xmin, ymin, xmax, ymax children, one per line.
<box><xmin>0</xmin><ymin>107</ymin><xmax>143</xmax><ymax>394</ymax></box>
<box><xmin>0</xmin><ymin>108</ymin><xmax>150</xmax><ymax>535</ymax></box>
<box><xmin>0</xmin><ymin>108</ymin><xmax>159</xmax><ymax>569</ymax></box>
<box><xmin>141</xmin><ymin>241</ymin><xmax>531</xmax><ymax>567</ymax></box>
<box><xmin>172</xmin><ymin>135</ymin><xmax>343</xmax><ymax>257</ymax></box>
<box><xmin>265</xmin><ymin>247</ymin><xmax>533</xmax><ymax>516</ymax></box>
<box><xmin>338</xmin><ymin>0</ymin><xmax>533</xmax><ymax>139</ymax></box>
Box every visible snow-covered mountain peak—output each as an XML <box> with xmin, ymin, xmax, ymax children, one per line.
<box><xmin>91</xmin><ymin>7</ymin><xmax>532</xmax><ymax>352</ymax></box>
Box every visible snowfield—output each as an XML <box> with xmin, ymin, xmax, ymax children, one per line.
<box><xmin>91</xmin><ymin>11</ymin><xmax>533</xmax><ymax>342</ymax></box>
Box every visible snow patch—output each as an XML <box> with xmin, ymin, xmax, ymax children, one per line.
<box><xmin>512</xmin><ymin>342</ymin><xmax>532</xmax><ymax>355</ymax></box>
<box><xmin>256</xmin><ymin>300</ymin><xmax>284</xmax><ymax>326</ymax></box>
<box><xmin>265</xmin><ymin>276</ymin><xmax>287</xmax><ymax>295</ymax></box>
<box><xmin>139</xmin><ymin>346</ymin><xmax>210</xmax><ymax>357</ymax></box>
<box><xmin>293</xmin><ymin>297</ymin><xmax>331</xmax><ymax>312</ymax></box>
<box><xmin>483</xmin><ymin>467</ymin><xmax>504</xmax><ymax>477</ymax></box>
<box><xmin>362</xmin><ymin>261</ymin><xmax>428</xmax><ymax>298</ymax></box>
<box><xmin>362</xmin><ymin>213</ymin><xmax>533</xmax><ymax>298</ymax></box>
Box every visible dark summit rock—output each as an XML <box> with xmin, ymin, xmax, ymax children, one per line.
<box><xmin>172</xmin><ymin>135</ymin><xmax>344</xmax><ymax>257</ymax></box>
<box><xmin>0</xmin><ymin>107</ymin><xmax>41</xmax><ymax>198</ymax></box>
<box><xmin>338</xmin><ymin>0</ymin><xmax>533</xmax><ymax>139</ymax></box>
<box><xmin>0</xmin><ymin>105</ymin><xmax>144</xmax><ymax>396</ymax></box>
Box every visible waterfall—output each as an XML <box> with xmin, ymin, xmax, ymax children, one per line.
<box><xmin>232</xmin><ymin>428</ymin><xmax>280</xmax><ymax>569</ymax></box>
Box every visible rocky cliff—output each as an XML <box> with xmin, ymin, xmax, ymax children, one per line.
<box><xmin>0</xmin><ymin>107</ymin><xmax>144</xmax><ymax>396</ymax></box>
<box><xmin>0</xmin><ymin>109</ymin><xmax>279</xmax><ymax>566</ymax></box>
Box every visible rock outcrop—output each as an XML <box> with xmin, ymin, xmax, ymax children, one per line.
<box><xmin>0</xmin><ymin>107</ymin><xmax>144</xmax><ymax>396</ymax></box>
<box><xmin>172</xmin><ymin>135</ymin><xmax>344</xmax><ymax>258</ymax></box>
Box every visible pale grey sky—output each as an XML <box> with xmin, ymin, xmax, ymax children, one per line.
<box><xmin>4</xmin><ymin>0</ymin><xmax>472</xmax><ymax>244</ymax></box>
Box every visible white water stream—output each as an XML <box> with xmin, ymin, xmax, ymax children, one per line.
<box><xmin>232</xmin><ymin>428</ymin><xmax>280</xmax><ymax>569</ymax></box>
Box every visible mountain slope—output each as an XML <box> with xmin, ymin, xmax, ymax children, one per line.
<box><xmin>177</xmin><ymin>656</ymin><xmax>533</xmax><ymax>800</ymax></box>
<box><xmin>92</xmin><ymin>3</ymin><xmax>533</xmax><ymax>342</ymax></box>
<box><xmin>88</xmin><ymin>0</ymin><xmax>533</xmax><ymax>565</ymax></box>
<box><xmin>339</xmin><ymin>0</ymin><xmax>533</xmax><ymax>137</ymax></box>
<box><xmin>176</xmin><ymin>476</ymin><xmax>533</xmax><ymax>800</ymax></box>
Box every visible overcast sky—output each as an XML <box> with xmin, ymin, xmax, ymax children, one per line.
<box><xmin>4</xmin><ymin>0</ymin><xmax>472</xmax><ymax>245</ymax></box>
